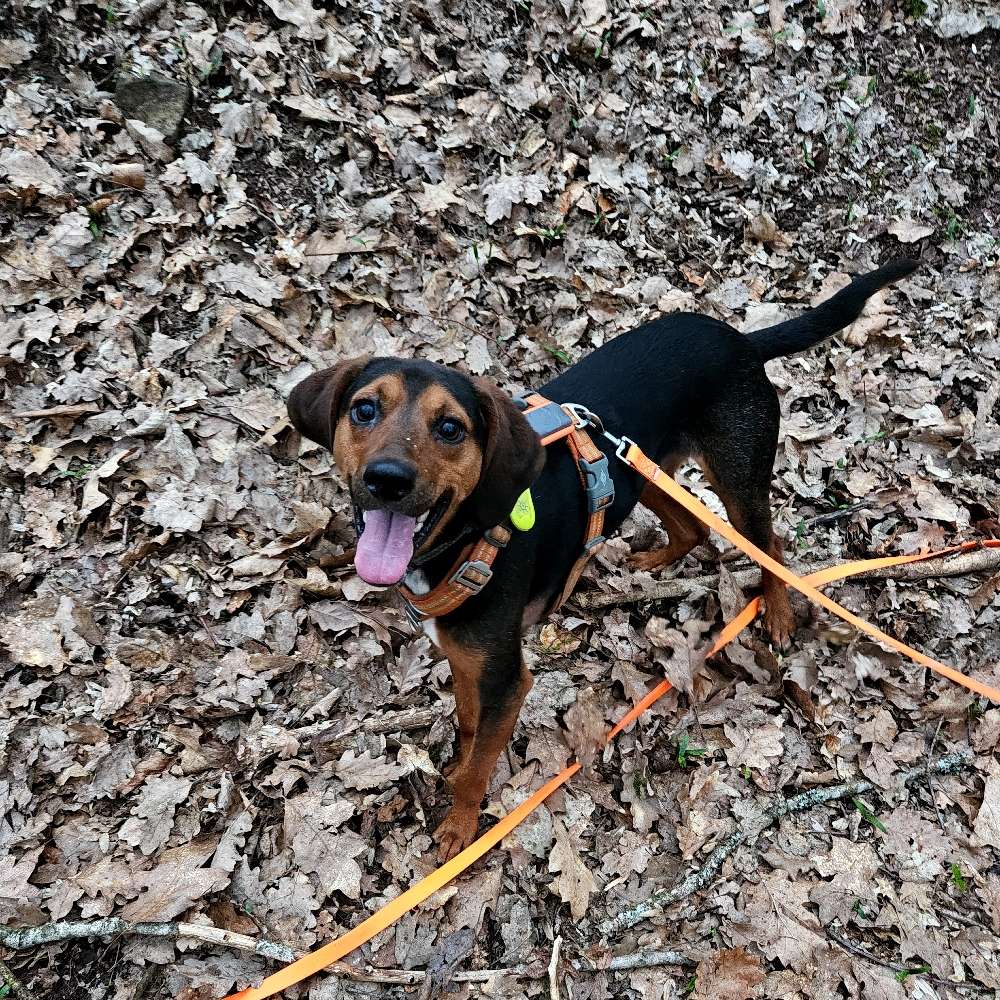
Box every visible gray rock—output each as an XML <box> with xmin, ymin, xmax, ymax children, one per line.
<box><xmin>114</xmin><ymin>74</ymin><xmax>191</xmax><ymax>142</ymax></box>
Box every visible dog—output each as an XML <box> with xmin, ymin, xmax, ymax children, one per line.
<box><xmin>288</xmin><ymin>257</ymin><xmax>917</xmax><ymax>859</ymax></box>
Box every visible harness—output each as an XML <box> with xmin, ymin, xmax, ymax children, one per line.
<box><xmin>397</xmin><ymin>394</ymin><xmax>616</xmax><ymax>624</ymax></box>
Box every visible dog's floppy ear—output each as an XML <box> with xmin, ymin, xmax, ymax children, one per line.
<box><xmin>466</xmin><ymin>379</ymin><xmax>545</xmax><ymax>528</ymax></box>
<box><xmin>287</xmin><ymin>356</ymin><xmax>371</xmax><ymax>450</ymax></box>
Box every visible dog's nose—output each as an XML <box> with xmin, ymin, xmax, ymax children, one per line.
<box><xmin>363</xmin><ymin>459</ymin><xmax>417</xmax><ymax>502</ymax></box>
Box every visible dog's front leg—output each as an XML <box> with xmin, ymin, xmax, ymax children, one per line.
<box><xmin>432</xmin><ymin>630</ymin><xmax>532</xmax><ymax>862</ymax></box>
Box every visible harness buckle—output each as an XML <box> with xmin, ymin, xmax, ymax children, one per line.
<box><xmin>579</xmin><ymin>454</ymin><xmax>615</xmax><ymax>513</ymax></box>
<box><xmin>449</xmin><ymin>559</ymin><xmax>493</xmax><ymax>593</ymax></box>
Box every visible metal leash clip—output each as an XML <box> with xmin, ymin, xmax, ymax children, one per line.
<box><xmin>561</xmin><ymin>403</ymin><xmax>637</xmax><ymax>462</ymax></box>
<box><xmin>561</xmin><ymin>402</ymin><xmax>602</xmax><ymax>432</ymax></box>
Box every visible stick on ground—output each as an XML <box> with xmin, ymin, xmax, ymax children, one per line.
<box><xmin>598</xmin><ymin>749</ymin><xmax>974</xmax><ymax>936</ymax></box>
<box><xmin>0</xmin><ymin>918</ymin><xmax>693</xmax><ymax>986</ymax></box>
<box><xmin>577</xmin><ymin>545</ymin><xmax>1000</xmax><ymax>609</ymax></box>
<box><xmin>548</xmin><ymin>935</ymin><xmax>563</xmax><ymax>1000</ymax></box>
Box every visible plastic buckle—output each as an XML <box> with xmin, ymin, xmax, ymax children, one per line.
<box><xmin>583</xmin><ymin>534</ymin><xmax>606</xmax><ymax>552</ymax></box>
<box><xmin>579</xmin><ymin>454</ymin><xmax>615</xmax><ymax>513</ymax></box>
<box><xmin>449</xmin><ymin>559</ymin><xmax>493</xmax><ymax>593</ymax></box>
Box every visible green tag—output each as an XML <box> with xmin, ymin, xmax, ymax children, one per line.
<box><xmin>510</xmin><ymin>489</ymin><xmax>535</xmax><ymax>531</ymax></box>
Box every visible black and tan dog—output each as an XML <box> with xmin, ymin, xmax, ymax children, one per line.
<box><xmin>288</xmin><ymin>258</ymin><xmax>917</xmax><ymax>859</ymax></box>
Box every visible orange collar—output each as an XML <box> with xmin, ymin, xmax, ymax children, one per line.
<box><xmin>398</xmin><ymin>394</ymin><xmax>615</xmax><ymax>624</ymax></box>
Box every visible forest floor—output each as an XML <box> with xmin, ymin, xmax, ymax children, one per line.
<box><xmin>2</xmin><ymin>1</ymin><xmax>999</xmax><ymax>998</ymax></box>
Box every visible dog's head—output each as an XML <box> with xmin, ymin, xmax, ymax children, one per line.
<box><xmin>287</xmin><ymin>357</ymin><xmax>544</xmax><ymax>586</ymax></box>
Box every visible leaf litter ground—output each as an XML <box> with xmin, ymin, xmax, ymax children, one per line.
<box><xmin>1</xmin><ymin>2</ymin><xmax>999</xmax><ymax>998</ymax></box>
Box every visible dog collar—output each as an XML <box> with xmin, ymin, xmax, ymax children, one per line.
<box><xmin>397</xmin><ymin>393</ymin><xmax>614</xmax><ymax>624</ymax></box>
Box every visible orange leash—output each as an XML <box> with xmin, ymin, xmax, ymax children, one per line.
<box><xmin>222</xmin><ymin>462</ymin><xmax>999</xmax><ymax>1000</ymax></box>
<box><xmin>620</xmin><ymin>442</ymin><xmax>1000</xmax><ymax>702</ymax></box>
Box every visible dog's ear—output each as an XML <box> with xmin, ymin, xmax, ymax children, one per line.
<box><xmin>287</xmin><ymin>356</ymin><xmax>371</xmax><ymax>450</ymax></box>
<box><xmin>467</xmin><ymin>379</ymin><xmax>545</xmax><ymax>528</ymax></box>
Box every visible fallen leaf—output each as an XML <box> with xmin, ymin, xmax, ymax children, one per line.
<box><xmin>693</xmin><ymin>947</ymin><xmax>765</xmax><ymax>1000</ymax></box>
<box><xmin>548</xmin><ymin>815</ymin><xmax>597</xmax><ymax>919</ymax></box>
<box><xmin>888</xmin><ymin>218</ymin><xmax>935</xmax><ymax>243</ymax></box>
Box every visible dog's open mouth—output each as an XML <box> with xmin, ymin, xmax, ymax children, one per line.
<box><xmin>353</xmin><ymin>493</ymin><xmax>451</xmax><ymax>586</ymax></box>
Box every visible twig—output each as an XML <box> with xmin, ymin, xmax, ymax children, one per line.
<box><xmin>548</xmin><ymin>936</ymin><xmax>563</xmax><ymax>1000</ymax></box>
<box><xmin>244</xmin><ymin>309</ymin><xmax>327</xmax><ymax>369</ymax></box>
<box><xmin>804</xmin><ymin>500</ymin><xmax>875</xmax><ymax>527</ymax></box>
<box><xmin>318</xmin><ymin>548</ymin><xmax>357</xmax><ymax>570</ymax></box>
<box><xmin>0</xmin><ymin>916</ymin><xmax>697</xmax><ymax>985</ymax></box>
<box><xmin>768</xmin><ymin>0</ymin><xmax>786</xmax><ymax>33</ymax></box>
<box><xmin>934</xmin><ymin>904</ymin><xmax>985</xmax><ymax>929</ymax></box>
<box><xmin>576</xmin><ymin>949</ymin><xmax>696</xmax><ymax>971</ymax></box>
<box><xmin>824</xmin><ymin>926</ymin><xmax>909</xmax><ymax>974</ymax></box>
<box><xmin>0</xmin><ymin>958</ymin><xmax>35</xmax><ymax>1000</ymax></box>
<box><xmin>599</xmin><ymin>749</ymin><xmax>973</xmax><ymax>936</ymax></box>
<box><xmin>13</xmin><ymin>403</ymin><xmax>102</xmax><ymax>421</ymax></box>
<box><xmin>825</xmin><ymin>926</ymin><xmax>991</xmax><ymax>994</ymax></box>
<box><xmin>0</xmin><ymin>919</ymin><xmax>300</xmax><ymax>964</ymax></box>
<box><xmin>927</xmin><ymin>719</ymin><xmax>946</xmax><ymax>832</ymax></box>
<box><xmin>577</xmin><ymin>546</ymin><xmax>1000</xmax><ymax>609</ymax></box>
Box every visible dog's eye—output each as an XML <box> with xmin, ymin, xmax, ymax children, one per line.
<box><xmin>350</xmin><ymin>399</ymin><xmax>378</xmax><ymax>426</ymax></box>
<box><xmin>436</xmin><ymin>417</ymin><xmax>466</xmax><ymax>444</ymax></box>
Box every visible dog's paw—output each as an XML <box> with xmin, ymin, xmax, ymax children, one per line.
<box><xmin>434</xmin><ymin>806</ymin><xmax>479</xmax><ymax>862</ymax></box>
<box><xmin>762</xmin><ymin>602</ymin><xmax>795</xmax><ymax>653</ymax></box>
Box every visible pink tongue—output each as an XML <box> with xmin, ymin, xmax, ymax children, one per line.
<box><xmin>355</xmin><ymin>509</ymin><xmax>417</xmax><ymax>586</ymax></box>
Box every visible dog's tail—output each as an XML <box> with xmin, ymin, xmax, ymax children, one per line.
<box><xmin>746</xmin><ymin>258</ymin><xmax>919</xmax><ymax>362</ymax></box>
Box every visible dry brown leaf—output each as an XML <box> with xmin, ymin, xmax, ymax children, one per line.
<box><xmin>118</xmin><ymin>774</ymin><xmax>193</xmax><ymax>856</ymax></box>
<box><xmin>693</xmin><ymin>947</ymin><xmax>765</xmax><ymax>1000</ymax></box>
<box><xmin>121</xmin><ymin>839</ymin><xmax>229</xmax><ymax>922</ymax></box>
<box><xmin>548</xmin><ymin>815</ymin><xmax>597</xmax><ymax>919</ymax></box>
<box><xmin>563</xmin><ymin>685</ymin><xmax>606</xmax><ymax>771</ymax></box>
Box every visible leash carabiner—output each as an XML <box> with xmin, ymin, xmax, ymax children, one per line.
<box><xmin>561</xmin><ymin>401</ymin><xmax>602</xmax><ymax>431</ymax></box>
<box><xmin>561</xmin><ymin>402</ymin><xmax>636</xmax><ymax>462</ymax></box>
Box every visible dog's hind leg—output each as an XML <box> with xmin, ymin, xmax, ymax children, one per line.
<box><xmin>629</xmin><ymin>459</ymin><xmax>710</xmax><ymax>572</ymax></box>
<box><xmin>693</xmin><ymin>380</ymin><xmax>795</xmax><ymax>650</ymax></box>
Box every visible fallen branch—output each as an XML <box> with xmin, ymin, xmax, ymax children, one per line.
<box><xmin>599</xmin><ymin>749</ymin><xmax>974</xmax><ymax>936</ymax></box>
<box><xmin>0</xmin><ymin>919</ymin><xmax>300</xmax><ymax>964</ymax></box>
<box><xmin>577</xmin><ymin>948</ymin><xmax>695</xmax><ymax>972</ymax></box>
<box><xmin>577</xmin><ymin>545</ymin><xmax>1000</xmax><ymax>609</ymax></box>
<box><xmin>0</xmin><ymin>917</ymin><xmax>694</xmax><ymax>985</ymax></box>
